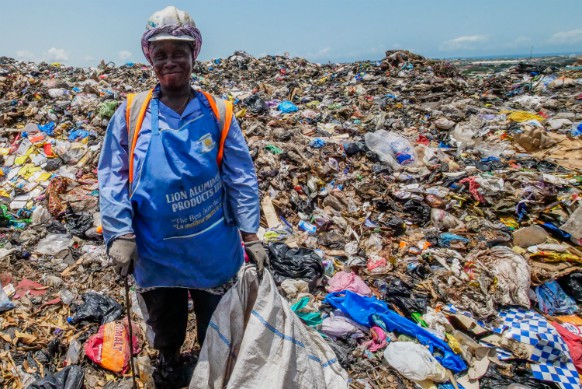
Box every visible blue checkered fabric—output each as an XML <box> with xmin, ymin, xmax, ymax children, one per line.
<box><xmin>495</xmin><ymin>308</ymin><xmax>581</xmax><ymax>389</ymax></box>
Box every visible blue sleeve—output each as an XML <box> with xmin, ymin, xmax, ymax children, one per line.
<box><xmin>220</xmin><ymin>116</ymin><xmax>260</xmax><ymax>233</ymax></box>
<box><xmin>98</xmin><ymin>102</ymin><xmax>134</xmax><ymax>245</ymax></box>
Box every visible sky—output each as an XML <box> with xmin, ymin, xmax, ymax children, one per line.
<box><xmin>1</xmin><ymin>0</ymin><xmax>581</xmax><ymax>67</ymax></box>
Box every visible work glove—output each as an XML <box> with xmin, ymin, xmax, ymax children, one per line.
<box><xmin>108</xmin><ymin>235</ymin><xmax>138</xmax><ymax>277</ymax></box>
<box><xmin>245</xmin><ymin>240</ymin><xmax>269</xmax><ymax>274</ymax></box>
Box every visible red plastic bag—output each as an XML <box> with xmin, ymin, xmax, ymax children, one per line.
<box><xmin>551</xmin><ymin>322</ymin><xmax>582</xmax><ymax>374</ymax></box>
<box><xmin>85</xmin><ymin>319</ymin><xmax>140</xmax><ymax>374</ymax></box>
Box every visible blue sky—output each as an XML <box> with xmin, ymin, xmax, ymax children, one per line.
<box><xmin>1</xmin><ymin>0</ymin><xmax>581</xmax><ymax>67</ymax></box>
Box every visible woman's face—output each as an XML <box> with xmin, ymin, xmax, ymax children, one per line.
<box><xmin>150</xmin><ymin>40</ymin><xmax>193</xmax><ymax>90</ymax></box>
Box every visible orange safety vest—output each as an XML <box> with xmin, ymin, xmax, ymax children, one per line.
<box><xmin>125</xmin><ymin>89</ymin><xmax>234</xmax><ymax>184</ymax></box>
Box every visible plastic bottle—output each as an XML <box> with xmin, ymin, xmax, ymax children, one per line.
<box><xmin>298</xmin><ymin>220</ymin><xmax>317</xmax><ymax>235</ymax></box>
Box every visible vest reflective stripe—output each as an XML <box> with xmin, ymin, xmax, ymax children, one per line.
<box><xmin>200</xmin><ymin>91</ymin><xmax>234</xmax><ymax>166</ymax></box>
<box><xmin>125</xmin><ymin>89</ymin><xmax>232</xmax><ymax>182</ymax></box>
<box><xmin>126</xmin><ymin>89</ymin><xmax>154</xmax><ymax>184</ymax></box>
<box><xmin>217</xmin><ymin>99</ymin><xmax>233</xmax><ymax>166</ymax></box>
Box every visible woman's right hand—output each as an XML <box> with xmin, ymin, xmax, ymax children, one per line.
<box><xmin>108</xmin><ymin>234</ymin><xmax>138</xmax><ymax>277</ymax></box>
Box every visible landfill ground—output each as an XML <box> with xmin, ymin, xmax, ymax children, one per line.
<box><xmin>1</xmin><ymin>50</ymin><xmax>582</xmax><ymax>388</ymax></box>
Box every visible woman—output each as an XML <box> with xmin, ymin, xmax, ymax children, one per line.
<box><xmin>97</xmin><ymin>6</ymin><xmax>267</xmax><ymax>387</ymax></box>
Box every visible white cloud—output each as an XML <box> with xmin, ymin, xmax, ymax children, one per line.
<box><xmin>16</xmin><ymin>50</ymin><xmax>35</xmax><ymax>61</ymax></box>
<box><xmin>547</xmin><ymin>29</ymin><xmax>582</xmax><ymax>45</ymax></box>
<box><xmin>45</xmin><ymin>47</ymin><xmax>70</xmax><ymax>62</ymax></box>
<box><xmin>441</xmin><ymin>35</ymin><xmax>489</xmax><ymax>51</ymax></box>
<box><xmin>83</xmin><ymin>55</ymin><xmax>95</xmax><ymax>62</ymax></box>
<box><xmin>119</xmin><ymin>50</ymin><xmax>133</xmax><ymax>61</ymax></box>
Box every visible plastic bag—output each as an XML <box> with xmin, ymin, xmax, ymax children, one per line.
<box><xmin>561</xmin><ymin>205</ymin><xmax>582</xmax><ymax>246</ymax></box>
<box><xmin>244</xmin><ymin>95</ymin><xmax>268</xmax><ymax>114</ymax></box>
<box><xmin>267</xmin><ymin>242</ymin><xmax>324</xmax><ymax>291</ymax></box>
<box><xmin>479</xmin><ymin>364</ymin><xmax>556</xmax><ymax>389</ymax></box>
<box><xmin>85</xmin><ymin>320</ymin><xmax>139</xmax><ymax>374</ymax></box>
<box><xmin>27</xmin><ymin>365</ymin><xmax>84</xmax><ymax>389</ymax></box>
<box><xmin>70</xmin><ymin>291</ymin><xmax>122</xmax><ymax>325</ymax></box>
<box><xmin>291</xmin><ymin>296</ymin><xmax>323</xmax><ymax>328</ymax></box>
<box><xmin>34</xmin><ymin>233</ymin><xmax>73</xmax><ymax>256</ymax></box>
<box><xmin>278</xmin><ymin>101</ymin><xmax>298</xmax><ymax>113</ymax></box>
<box><xmin>327</xmin><ymin>271</ymin><xmax>372</xmax><ymax>296</ymax></box>
<box><xmin>383</xmin><ymin>342</ymin><xmax>447</xmax><ymax>383</ymax></box>
<box><xmin>431</xmin><ymin>209</ymin><xmax>463</xmax><ymax>231</ymax></box>
<box><xmin>558</xmin><ymin>272</ymin><xmax>582</xmax><ymax>303</ymax></box>
<box><xmin>535</xmin><ymin>280</ymin><xmax>578</xmax><ymax>315</ymax></box>
<box><xmin>364</xmin><ymin>130</ymin><xmax>416</xmax><ymax>170</ymax></box>
<box><xmin>323</xmin><ymin>291</ymin><xmax>466</xmax><ymax>373</ymax></box>
<box><xmin>0</xmin><ymin>282</ymin><xmax>15</xmax><ymax>313</ymax></box>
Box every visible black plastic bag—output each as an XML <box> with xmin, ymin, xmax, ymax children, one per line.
<box><xmin>375</xmin><ymin>277</ymin><xmax>428</xmax><ymax>316</ymax></box>
<box><xmin>479</xmin><ymin>364</ymin><xmax>558</xmax><ymax>389</ymax></box>
<box><xmin>27</xmin><ymin>365</ymin><xmax>84</xmax><ymax>389</ymax></box>
<box><xmin>70</xmin><ymin>291</ymin><xmax>122</xmax><ymax>325</ymax></box>
<box><xmin>63</xmin><ymin>210</ymin><xmax>93</xmax><ymax>238</ymax></box>
<box><xmin>558</xmin><ymin>272</ymin><xmax>582</xmax><ymax>304</ymax></box>
<box><xmin>243</xmin><ymin>95</ymin><xmax>268</xmax><ymax>114</ymax></box>
<box><xmin>267</xmin><ymin>242</ymin><xmax>324</xmax><ymax>291</ymax></box>
<box><xmin>325</xmin><ymin>337</ymin><xmax>357</xmax><ymax>369</ymax></box>
<box><xmin>343</xmin><ymin>142</ymin><xmax>367</xmax><ymax>157</ymax></box>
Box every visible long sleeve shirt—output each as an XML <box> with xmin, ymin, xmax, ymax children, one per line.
<box><xmin>97</xmin><ymin>92</ymin><xmax>260</xmax><ymax>246</ymax></box>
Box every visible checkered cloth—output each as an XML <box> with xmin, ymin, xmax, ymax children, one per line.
<box><xmin>496</xmin><ymin>308</ymin><xmax>581</xmax><ymax>389</ymax></box>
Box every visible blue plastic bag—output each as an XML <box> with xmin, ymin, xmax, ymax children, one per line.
<box><xmin>572</xmin><ymin>123</ymin><xmax>582</xmax><ymax>137</ymax></box>
<box><xmin>68</xmin><ymin>129</ymin><xmax>90</xmax><ymax>141</ymax></box>
<box><xmin>323</xmin><ymin>291</ymin><xmax>467</xmax><ymax>373</ymax></box>
<box><xmin>535</xmin><ymin>280</ymin><xmax>578</xmax><ymax>315</ymax></box>
<box><xmin>39</xmin><ymin>122</ymin><xmax>56</xmax><ymax>136</ymax></box>
<box><xmin>309</xmin><ymin>138</ymin><xmax>326</xmax><ymax>148</ymax></box>
<box><xmin>438</xmin><ymin>233</ymin><xmax>469</xmax><ymax>247</ymax></box>
<box><xmin>278</xmin><ymin>101</ymin><xmax>298</xmax><ymax>113</ymax></box>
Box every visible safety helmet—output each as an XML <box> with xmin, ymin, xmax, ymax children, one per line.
<box><xmin>146</xmin><ymin>6</ymin><xmax>196</xmax><ymax>42</ymax></box>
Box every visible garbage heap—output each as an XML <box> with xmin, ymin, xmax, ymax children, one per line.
<box><xmin>1</xmin><ymin>51</ymin><xmax>582</xmax><ymax>388</ymax></box>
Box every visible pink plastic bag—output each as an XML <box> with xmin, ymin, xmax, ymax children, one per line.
<box><xmin>327</xmin><ymin>271</ymin><xmax>372</xmax><ymax>296</ymax></box>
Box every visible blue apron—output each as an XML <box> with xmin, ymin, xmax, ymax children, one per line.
<box><xmin>130</xmin><ymin>90</ymin><xmax>243</xmax><ymax>289</ymax></box>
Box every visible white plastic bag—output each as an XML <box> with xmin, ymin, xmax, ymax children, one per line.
<box><xmin>191</xmin><ymin>266</ymin><xmax>348</xmax><ymax>389</ymax></box>
<box><xmin>364</xmin><ymin>130</ymin><xmax>416</xmax><ymax>170</ymax></box>
<box><xmin>34</xmin><ymin>234</ymin><xmax>72</xmax><ymax>256</ymax></box>
<box><xmin>383</xmin><ymin>342</ymin><xmax>448</xmax><ymax>383</ymax></box>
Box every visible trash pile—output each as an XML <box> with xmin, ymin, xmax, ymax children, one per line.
<box><xmin>1</xmin><ymin>50</ymin><xmax>582</xmax><ymax>388</ymax></box>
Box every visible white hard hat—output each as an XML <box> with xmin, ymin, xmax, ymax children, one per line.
<box><xmin>146</xmin><ymin>6</ymin><xmax>196</xmax><ymax>42</ymax></box>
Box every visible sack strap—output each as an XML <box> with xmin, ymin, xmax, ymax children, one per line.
<box><xmin>126</xmin><ymin>89</ymin><xmax>153</xmax><ymax>184</ymax></box>
<box><xmin>125</xmin><ymin>89</ymin><xmax>233</xmax><ymax>185</ymax></box>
